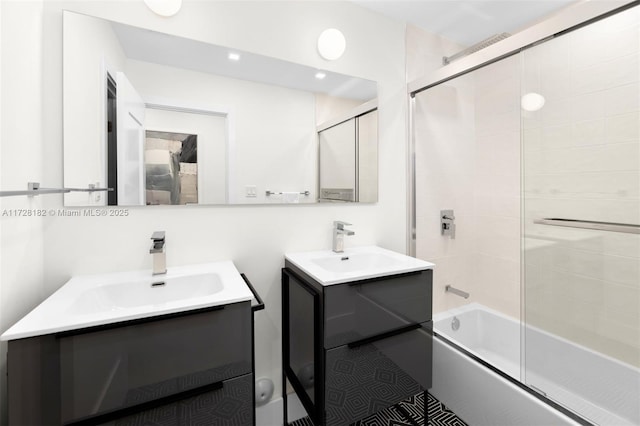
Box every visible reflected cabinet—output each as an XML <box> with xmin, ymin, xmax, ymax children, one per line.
<box><xmin>282</xmin><ymin>262</ymin><xmax>432</xmax><ymax>425</ymax></box>
<box><xmin>318</xmin><ymin>109</ymin><xmax>378</xmax><ymax>203</ymax></box>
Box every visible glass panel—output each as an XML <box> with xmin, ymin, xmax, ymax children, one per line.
<box><xmin>286</xmin><ymin>274</ymin><xmax>318</xmax><ymax>409</ymax></box>
<box><xmin>522</xmin><ymin>5</ymin><xmax>640</xmax><ymax>425</ymax></box>
<box><xmin>414</xmin><ymin>55</ymin><xmax>521</xmax><ymax>379</ymax></box>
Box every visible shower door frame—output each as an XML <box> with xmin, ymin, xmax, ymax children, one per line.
<box><xmin>406</xmin><ymin>1</ymin><xmax>638</xmax><ymax>424</ymax></box>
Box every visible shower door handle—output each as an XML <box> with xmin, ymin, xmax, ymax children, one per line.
<box><xmin>534</xmin><ymin>218</ymin><xmax>640</xmax><ymax>235</ymax></box>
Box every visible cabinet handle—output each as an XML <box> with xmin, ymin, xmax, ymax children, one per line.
<box><xmin>241</xmin><ymin>273</ymin><xmax>265</xmax><ymax>312</ymax></box>
<box><xmin>64</xmin><ymin>381</ymin><xmax>224</xmax><ymax>425</ymax></box>
<box><xmin>56</xmin><ymin>305</ymin><xmax>225</xmax><ymax>338</ymax></box>
<box><xmin>347</xmin><ymin>270</ymin><xmax>424</xmax><ymax>286</ymax></box>
<box><xmin>347</xmin><ymin>323</ymin><xmax>422</xmax><ymax>349</ymax></box>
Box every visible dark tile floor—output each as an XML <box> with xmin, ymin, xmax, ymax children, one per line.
<box><xmin>290</xmin><ymin>391</ymin><xmax>467</xmax><ymax>426</ymax></box>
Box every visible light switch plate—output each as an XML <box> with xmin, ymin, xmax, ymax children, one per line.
<box><xmin>245</xmin><ymin>185</ymin><xmax>257</xmax><ymax>197</ymax></box>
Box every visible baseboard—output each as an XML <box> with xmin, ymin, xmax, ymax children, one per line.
<box><xmin>256</xmin><ymin>393</ymin><xmax>308</xmax><ymax>426</ymax></box>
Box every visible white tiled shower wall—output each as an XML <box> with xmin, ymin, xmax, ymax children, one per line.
<box><xmin>414</xmin><ymin>4</ymin><xmax>639</xmax><ymax>368</ymax></box>
<box><xmin>413</xmin><ymin>51</ymin><xmax>521</xmax><ymax>319</ymax></box>
<box><xmin>523</xmin><ymin>6</ymin><xmax>640</xmax><ymax>367</ymax></box>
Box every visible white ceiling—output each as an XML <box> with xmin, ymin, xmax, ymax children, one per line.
<box><xmin>352</xmin><ymin>0</ymin><xmax>577</xmax><ymax>46</ymax></box>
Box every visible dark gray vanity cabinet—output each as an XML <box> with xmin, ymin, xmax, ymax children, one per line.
<box><xmin>8</xmin><ymin>299</ymin><xmax>259</xmax><ymax>426</ymax></box>
<box><xmin>282</xmin><ymin>263</ymin><xmax>433</xmax><ymax>425</ymax></box>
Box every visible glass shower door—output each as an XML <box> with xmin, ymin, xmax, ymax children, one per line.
<box><xmin>413</xmin><ymin>54</ymin><xmax>522</xmax><ymax>378</ymax></box>
<box><xmin>521</xmin><ymin>5</ymin><xmax>640</xmax><ymax>425</ymax></box>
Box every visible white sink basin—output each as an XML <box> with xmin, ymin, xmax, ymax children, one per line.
<box><xmin>285</xmin><ymin>246</ymin><xmax>434</xmax><ymax>285</ymax></box>
<box><xmin>1</xmin><ymin>261</ymin><xmax>253</xmax><ymax>341</ymax></box>
<box><xmin>69</xmin><ymin>273</ymin><xmax>225</xmax><ymax>315</ymax></box>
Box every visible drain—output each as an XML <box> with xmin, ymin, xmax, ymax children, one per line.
<box><xmin>151</xmin><ymin>281</ymin><xmax>166</xmax><ymax>287</ymax></box>
<box><xmin>451</xmin><ymin>316</ymin><xmax>460</xmax><ymax>331</ymax></box>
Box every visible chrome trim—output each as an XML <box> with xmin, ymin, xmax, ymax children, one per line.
<box><xmin>316</xmin><ymin>99</ymin><xmax>377</xmax><ymax>133</ymax></box>
<box><xmin>0</xmin><ymin>182</ymin><xmax>112</xmax><ymax>198</ymax></box>
<box><xmin>533</xmin><ymin>218</ymin><xmax>640</xmax><ymax>235</ymax></box>
<box><xmin>408</xmin><ymin>94</ymin><xmax>417</xmax><ymax>257</ymax></box>
<box><xmin>265</xmin><ymin>190</ymin><xmax>310</xmax><ymax>196</ymax></box>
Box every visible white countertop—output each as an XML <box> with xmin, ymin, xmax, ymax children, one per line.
<box><xmin>285</xmin><ymin>245</ymin><xmax>435</xmax><ymax>286</ymax></box>
<box><xmin>1</xmin><ymin>261</ymin><xmax>253</xmax><ymax>341</ymax></box>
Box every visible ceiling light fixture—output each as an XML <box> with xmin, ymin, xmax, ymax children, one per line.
<box><xmin>143</xmin><ymin>0</ymin><xmax>182</xmax><ymax>17</ymax></box>
<box><xmin>228</xmin><ymin>52</ymin><xmax>241</xmax><ymax>61</ymax></box>
<box><xmin>317</xmin><ymin>28</ymin><xmax>346</xmax><ymax>61</ymax></box>
<box><xmin>315</xmin><ymin>72</ymin><xmax>327</xmax><ymax>80</ymax></box>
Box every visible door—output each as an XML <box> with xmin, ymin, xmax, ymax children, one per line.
<box><xmin>116</xmin><ymin>72</ymin><xmax>145</xmax><ymax>206</ymax></box>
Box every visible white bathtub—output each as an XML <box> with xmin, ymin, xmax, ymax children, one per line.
<box><xmin>432</xmin><ymin>303</ymin><xmax>639</xmax><ymax>426</ymax></box>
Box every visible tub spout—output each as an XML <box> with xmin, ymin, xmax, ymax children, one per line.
<box><xmin>446</xmin><ymin>285</ymin><xmax>469</xmax><ymax>299</ymax></box>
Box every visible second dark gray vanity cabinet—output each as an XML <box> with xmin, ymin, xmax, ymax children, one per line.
<box><xmin>325</xmin><ymin>321</ymin><xmax>432</xmax><ymax>425</ymax></box>
<box><xmin>283</xmin><ymin>265</ymin><xmax>433</xmax><ymax>426</ymax></box>
<box><xmin>324</xmin><ymin>270</ymin><xmax>432</xmax><ymax>348</ymax></box>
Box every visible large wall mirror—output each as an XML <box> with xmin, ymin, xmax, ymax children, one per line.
<box><xmin>63</xmin><ymin>11</ymin><xmax>378</xmax><ymax>206</ymax></box>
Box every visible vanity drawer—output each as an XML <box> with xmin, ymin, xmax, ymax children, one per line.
<box><xmin>59</xmin><ymin>302</ymin><xmax>251</xmax><ymax>424</ymax></box>
<box><xmin>324</xmin><ymin>270</ymin><xmax>432</xmax><ymax>348</ymax></box>
<box><xmin>95</xmin><ymin>373</ymin><xmax>254</xmax><ymax>426</ymax></box>
<box><xmin>324</xmin><ymin>321</ymin><xmax>432</xmax><ymax>425</ymax></box>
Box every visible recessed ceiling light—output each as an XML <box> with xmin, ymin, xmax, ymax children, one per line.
<box><xmin>228</xmin><ymin>52</ymin><xmax>241</xmax><ymax>61</ymax></box>
<box><xmin>143</xmin><ymin>0</ymin><xmax>182</xmax><ymax>17</ymax></box>
<box><xmin>315</xmin><ymin>72</ymin><xmax>327</xmax><ymax>80</ymax></box>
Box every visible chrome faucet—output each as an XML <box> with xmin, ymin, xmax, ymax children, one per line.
<box><xmin>332</xmin><ymin>221</ymin><xmax>354</xmax><ymax>253</ymax></box>
<box><xmin>150</xmin><ymin>231</ymin><xmax>167</xmax><ymax>275</ymax></box>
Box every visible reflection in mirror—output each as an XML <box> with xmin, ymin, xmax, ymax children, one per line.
<box><xmin>318</xmin><ymin>107</ymin><xmax>378</xmax><ymax>203</ymax></box>
<box><xmin>62</xmin><ymin>11</ymin><xmax>377</xmax><ymax>206</ymax></box>
<box><xmin>145</xmin><ymin>131</ymin><xmax>198</xmax><ymax>205</ymax></box>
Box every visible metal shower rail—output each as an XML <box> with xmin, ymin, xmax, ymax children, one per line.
<box><xmin>533</xmin><ymin>218</ymin><xmax>640</xmax><ymax>235</ymax></box>
<box><xmin>0</xmin><ymin>182</ymin><xmax>112</xmax><ymax>198</ymax></box>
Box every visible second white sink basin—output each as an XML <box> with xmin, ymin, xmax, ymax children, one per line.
<box><xmin>286</xmin><ymin>246</ymin><xmax>434</xmax><ymax>285</ymax></box>
<box><xmin>1</xmin><ymin>261</ymin><xmax>253</xmax><ymax>341</ymax></box>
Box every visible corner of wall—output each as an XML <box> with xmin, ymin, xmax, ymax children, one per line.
<box><xmin>0</xmin><ymin>0</ymin><xmax>47</xmax><ymax>423</ymax></box>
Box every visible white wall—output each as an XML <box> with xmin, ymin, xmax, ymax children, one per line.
<box><xmin>0</xmin><ymin>0</ymin><xmax>3</xmax><ymax>416</ymax></box>
<box><xmin>0</xmin><ymin>0</ymin><xmax>46</xmax><ymax>421</ymax></box>
<box><xmin>0</xmin><ymin>1</ymin><xmax>408</xmax><ymax>422</ymax></box>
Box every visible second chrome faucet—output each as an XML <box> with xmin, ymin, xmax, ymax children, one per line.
<box><xmin>332</xmin><ymin>221</ymin><xmax>354</xmax><ymax>253</ymax></box>
<box><xmin>150</xmin><ymin>231</ymin><xmax>167</xmax><ymax>275</ymax></box>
